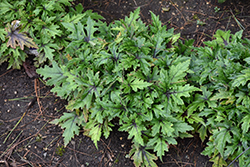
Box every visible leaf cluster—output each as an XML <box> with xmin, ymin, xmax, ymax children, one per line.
<box><xmin>37</xmin><ymin>7</ymin><xmax>198</xmax><ymax>166</ymax></box>
<box><xmin>0</xmin><ymin>0</ymin><xmax>103</xmax><ymax>69</ymax></box>
<box><xmin>36</xmin><ymin>6</ymin><xmax>250</xmax><ymax>167</ymax></box>
<box><xmin>188</xmin><ymin>29</ymin><xmax>250</xmax><ymax>166</ymax></box>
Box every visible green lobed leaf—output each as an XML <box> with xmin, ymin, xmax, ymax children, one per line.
<box><xmin>130</xmin><ymin>79</ymin><xmax>153</xmax><ymax>92</ymax></box>
<box><xmin>150</xmin><ymin>137</ymin><xmax>168</xmax><ymax>161</ymax></box>
<box><xmin>124</xmin><ymin>7</ymin><xmax>140</xmax><ymax>27</ymax></box>
<box><xmin>213</xmin><ymin>29</ymin><xmax>231</xmax><ymax>45</ymax></box>
<box><xmin>0</xmin><ymin>1</ymin><xmax>13</xmax><ymax>15</ymax></box>
<box><xmin>119</xmin><ymin>120</ymin><xmax>146</xmax><ymax>146</ymax></box>
<box><xmin>0</xmin><ymin>28</ymin><xmax>7</xmax><ymax>41</ymax></box>
<box><xmin>41</xmin><ymin>23</ymin><xmax>62</xmax><ymax>39</ymax></box>
<box><xmin>232</xmin><ymin>68</ymin><xmax>250</xmax><ymax>88</ymax></box>
<box><xmin>211</xmin><ymin>89</ymin><xmax>235</xmax><ymax>105</ymax></box>
<box><xmin>235</xmin><ymin>91</ymin><xmax>250</xmax><ymax>108</ymax></box>
<box><xmin>210</xmin><ymin>155</ymin><xmax>227</xmax><ymax>166</ymax></box>
<box><xmin>166</xmin><ymin>84</ymin><xmax>201</xmax><ymax>108</ymax></box>
<box><xmin>148</xmin><ymin>135</ymin><xmax>177</xmax><ymax>161</ymax></box>
<box><xmin>202</xmin><ymin>141</ymin><xmax>215</xmax><ymax>157</ymax></box>
<box><xmin>37</xmin><ymin>61</ymin><xmax>67</xmax><ymax>86</ymax></box>
<box><xmin>241</xmin><ymin>114</ymin><xmax>250</xmax><ymax>133</ymax></box>
<box><xmin>85</xmin><ymin>16</ymin><xmax>98</xmax><ymax>42</ymax></box>
<box><xmin>214</xmin><ymin>128</ymin><xmax>232</xmax><ymax>158</ymax></box>
<box><xmin>169</xmin><ymin>59</ymin><xmax>190</xmax><ymax>83</ymax></box>
<box><xmin>39</xmin><ymin>43</ymin><xmax>59</xmax><ymax>61</ymax></box>
<box><xmin>172</xmin><ymin>122</ymin><xmax>194</xmax><ymax>136</ymax></box>
<box><xmin>151</xmin><ymin>119</ymin><xmax>174</xmax><ymax>136</ymax></box>
<box><xmin>88</xmin><ymin>122</ymin><xmax>102</xmax><ymax>148</ymax></box>
<box><xmin>197</xmin><ymin>125</ymin><xmax>207</xmax><ymax>142</ymax></box>
<box><xmin>188</xmin><ymin>86</ymin><xmax>216</xmax><ymax>117</ymax></box>
<box><xmin>149</xmin><ymin>11</ymin><xmax>163</xmax><ymax>33</ymax></box>
<box><xmin>51</xmin><ymin>112</ymin><xmax>81</xmax><ymax>146</ymax></box>
<box><xmin>130</xmin><ymin>144</ymin><xmax>158</xmax><ymax>167</ymax></box>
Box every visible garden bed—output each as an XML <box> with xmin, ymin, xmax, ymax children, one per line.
<box><xmin>0</xmin><ymin>0</ymin><xmax>250</xmax><ymax>166</ymax></box>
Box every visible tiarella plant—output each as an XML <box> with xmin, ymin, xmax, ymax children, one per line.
<box><xmin>37</xmin><ymin>7</ymin><xmax>199</xmax><ymax>166</ymax></box>
<box><xmin>1</xmin><ymin>0</ymin><xmax>250</xmax><ymax>166</ymax></box>
<box><xmin>188</xmin><ymin>30</ymin><xmax>250</xmax><ymax>166</ymax></box>
<box><xmin>0</xmin><ymin>0</ymin><xmax>103</xmax><ymax>68</ymax></box>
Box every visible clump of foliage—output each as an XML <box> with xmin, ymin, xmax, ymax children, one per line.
<box><xmin>188</xmin><ymin>30</ymin><xmax>250</xmax><ymax>167</ymax></box>
<box><xmin>1</xmin><ymin>1</ymin><xmax>250</xmax><ymax>167</ymax></box>
<box><xmin>37</xmin><ymin>7</ymin><xmax>199</xmax><ymax>167</ymax></box>
<box><xmin>0</xmin><ymin>0</ymin><xmax>103</xmax><ymax>68</ymax></box>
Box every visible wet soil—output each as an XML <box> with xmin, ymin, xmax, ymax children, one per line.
<box><xmin>1</xmin><ymin>0</ymin><xmax>250</xmax><ymax>166</ymax></box>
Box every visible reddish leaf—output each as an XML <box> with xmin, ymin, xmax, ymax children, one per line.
<box><xmin>5</xmin><ymin>20</ymin><xmax>38</xmax><ymax>50</ymax></box>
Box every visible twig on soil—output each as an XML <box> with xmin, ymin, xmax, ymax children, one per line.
<box><xmin>171</xmin><ymin>144</ymin><xmax>182</xmax><ymax>154</ymax></box>
<box><xmin>212</xmin><ymin>12</ymin><xmax>225</xmax><ymax>37</ymax></box>
<box><xmin>35</xmin><ymin>78</ymin><xmax>43</xmax><ymax>115</ymax></box>
<box><xmin>230</xmin><ymin>9</ymin><xmax>245</xmax><ymax>30</ymax></box>
<box><xmin>191</xmin><ymin>138</ymin><xmax>199</xmax><ymax>167</ymax></box>
<box><xmin>170</xmin><ymin>0</ymin><xmax>186</xmax><ymax>23</ymax></box>
<box><xmin>101</xmin><ymin>139</ymin><xmax>114</xmax><ymax>158</ymax></box>
<box><xmin>3</xmin><ymin>96</ymin><xmax>38</xmax><ymax>142</ymax></box>
<box><xmin>65</xmin><ymin>144</ymin><xmax>92</xmax><ymax>157</ymax></box>
<box><xmin>28</xmin><ymin>149</ymin><xmax>48</xmax><ymax>165</ymax></box>
<box><xmin>16</xmin><ymin>152</ymin><xmax>34</xmax><ymax>167</ymax></box>
<box><xmin>196</xmin><ymin>30</ymin><xmax>205</xmax><ymax>47</ymax></box>
<box><xmin>48</xmin><ymin>136</ymin><xmax>62</xmax><ymax>166</ymax></box>
<box><xmin>133</xmin><ymin>0</ymin><xmax>152</xmax><ymax>9</ymax></box>
<box><xmin>132</xmin><ymin>0</ymin><xmax>137</xmax><ymax>6</ymax></box>
<box><xmin>23</xmin><ymin>149</ymin><xmax>30</xmax><ymax>159</ymax></box>
<box><xmin>172</xmin><ymin>157</ymin><xmax>181</xmax><ymax>167</ymax></box>
<box><xmin>226</xmin><ymin>15</ymin><xmax>231</xmax><ymax>31</ymax></box>
<box><xmin>98</xmin><ymin>151</ymin><xmax>105</xmax><ymax>167</ymax></box>
<box><xmin>0</xmin><ymin>121</ymin><xmax>49</xmax><ymax>165</ymax></box>
<box><xmin>0</xmin><ymin>159</ymin><xmax>9</xmax><ymax>167</ymax></box>
<box><xmin>72</xmin><ymin>141</ymin><xmax>82</xmax><ymax>166</ymax></box>
<box><xmin>44</xmin><ymin>135</ymin><xmax>60</xmax><ymax>151</ymax></box>
<box><xmin>54</xmin><ymin>157</ymin><xmax>67</xmax><ymax>167</ymax></box>
<box><xmin>184</xmin><ymin>10</ymin><xmax>206</xmax><ymax>16</ymax></box>
<box><xmin>10</xmin><ymin>120</ymin><xmax>50</xmax><ymax>153</ymax></box>
<box><xmin>7</xmin><ymin>96</ymin><xmax>52</xmax><ymax>101</ymax></box>
<box><xmin>161</xmin><ymin>160</ymin><xmax>194</xmax><ymax>165</ymax></box>
<box><xmin>0</xmin><ymin>130</ymin><xmax>23</xmax><ymax>159</ymax></box>
<box><xmin>7</xmin><ymin>96</ymin><xmax>35</xmax><ymax>101</ymax></box>
<box><xmin>3</xmin><ymin>108</ymin><xmax>28</xmax><ymax>144</ymax></box>
<box><xmin>0</xmin><ymin>69</ymin><xmax>14</xmax><ymax>78</ymax></box>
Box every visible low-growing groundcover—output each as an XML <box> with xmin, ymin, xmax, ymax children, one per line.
<box><xmin>1</xmin><ymin>0</ymin><xmax>250</xmax><ymax>166</ymax></box>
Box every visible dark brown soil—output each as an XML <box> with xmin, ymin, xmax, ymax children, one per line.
<box><xmin>1</xmin><ymin>0</ymin><xmax>250</xmax><ymax>167</ymax></box>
